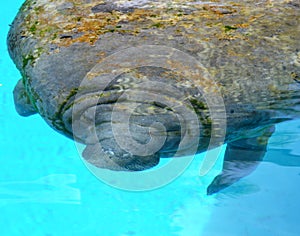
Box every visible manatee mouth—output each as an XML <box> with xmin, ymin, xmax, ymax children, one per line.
<box><xmin>61</xmin><ymin>70</ymin><xmax>200</xmax><ymax>171</ymax></box>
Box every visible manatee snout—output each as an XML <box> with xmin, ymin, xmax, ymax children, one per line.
<box><xmin>70</xmin><ymin>94</ymin><xmax>185</xmax><ymax>171</ymax></box>
<box><xmin>73</xmin><ymin>100</ymin><xmax>181</xmax><ymax>171</ymax></box>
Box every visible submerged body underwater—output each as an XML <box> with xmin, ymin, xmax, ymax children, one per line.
<box><xmin>1</xmin><ymin>0</ymin><xmax>300</xmax><ymax>235</ymax></box>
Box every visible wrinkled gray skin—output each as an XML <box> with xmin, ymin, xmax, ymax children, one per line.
<box><xmin>8</xmin><ymin>0</ymin><xmax>300</xmax><ymax>194</ymax></box>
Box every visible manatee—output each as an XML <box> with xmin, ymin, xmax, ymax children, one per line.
<box><xmin>8</xmin><ymin>0</ymin><xmax>300</xmax><ymax>193</ymax></box>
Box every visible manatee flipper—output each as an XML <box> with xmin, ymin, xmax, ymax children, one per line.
<box><xmin>207</xmin><ymin>126</ymin><xmax>275</xmax><ymax>195</ymax></box>
<box><xmin>13</xmin><ymin>79</ymin><xmax>37</xmax><ymax>116</ymax></box>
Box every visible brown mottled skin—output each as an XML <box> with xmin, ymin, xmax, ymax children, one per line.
<box><xmin>8</xmin><ymin>0</ymin><xmax>300</xmax><ymax>194</ymax></box>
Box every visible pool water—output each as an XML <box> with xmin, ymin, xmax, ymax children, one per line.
<box><xmin>1</xmin><ymin>1</ymin><xmax>300</xmax><ymax>235</ymax></box>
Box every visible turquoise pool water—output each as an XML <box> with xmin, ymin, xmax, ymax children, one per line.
<box><xmin>1</xmin><ymin>1</ymin><xmax>300</xmax><ymax>235</ymax></box>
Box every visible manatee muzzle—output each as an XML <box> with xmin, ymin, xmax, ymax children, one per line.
<box><xmin>62</xmin><ymin>75</ymin><xmax>200</xmax><ymax>171</ymax></box>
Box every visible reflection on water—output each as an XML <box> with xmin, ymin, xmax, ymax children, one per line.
<box><xmin>267</xmin><ymin>121</ymin><xmax>300</xmax><ymax>157</ymax></box>
<box><xmin>0</xmin><ymin>174</ymin><xmax>81</xmax><ymax>206</ymax></box>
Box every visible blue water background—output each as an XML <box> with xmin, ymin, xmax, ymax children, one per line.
<box><xmin>1</xmin><ymin>1</ymin><xmax>300</xmax><ymax>235</ymax></box>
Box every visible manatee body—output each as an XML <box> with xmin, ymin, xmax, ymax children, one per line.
<box><xmin>8</xmin><ymin>0</ymin><xmax>300</xmax><ymax>193</ymax></box>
